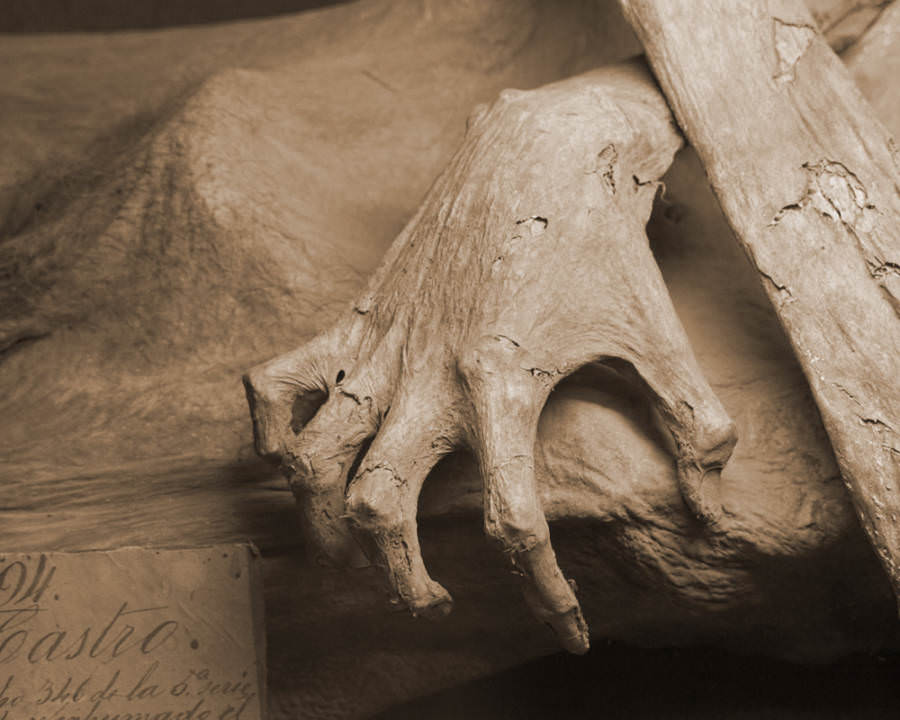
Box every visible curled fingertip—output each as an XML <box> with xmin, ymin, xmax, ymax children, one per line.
<box><xmin>555</xmin><ymin>607</ymin><xmax>590</xmax><ymax>655</ymax></box>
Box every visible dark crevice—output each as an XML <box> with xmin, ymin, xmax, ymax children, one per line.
<box><xmin>290</xmin><ymin>388</ymin><xmax>328</xmax><ymax>435</ymax></box>
<box><xmin>0</xmin><ymin>331</ymin><xmax>50</xmax><ymax>364</ymax></box>
<box><xmin>345</xmin><ymin>436</ymin><xmax>374</xmax><ymax>491</ymax></box>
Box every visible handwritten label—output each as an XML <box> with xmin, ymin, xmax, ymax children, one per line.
<box><xmin>0</xmin><ymin>545</ymin><xmax>265</xmax><ymax>720</ymax></box>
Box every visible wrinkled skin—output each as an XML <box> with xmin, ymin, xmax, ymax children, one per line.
<box><xmin>244</xmin><ymin>63</ymin><xmax>737</xmax><ymax>653</ymax></box>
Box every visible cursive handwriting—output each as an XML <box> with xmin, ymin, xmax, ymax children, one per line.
<box><xmin>0</xmin><ymin>602</ymin><xmax>178</xmax><ymax>665</ymax></box>
<box><xmin>0</xmin><ymin>556</ymin><xmax>56</xmax><ymax>607</ymax></box>
<box><xmin>0</xmin><ymin>663</ymin><xmax>258</xmax><ymax>720</ymax></box>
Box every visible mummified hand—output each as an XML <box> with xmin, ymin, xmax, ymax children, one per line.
<box><xmin>243</xmin><ymin>62</ymin><xmax>737</xmax><ymax>653</ymax></box>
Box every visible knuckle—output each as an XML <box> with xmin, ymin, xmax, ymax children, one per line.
<box><xmin>343</xmin><ymin>489</ymin><xmax>372</xmax><ymax>526</ymax></box>
<box><xmin>703</xmin><ymin>414</ymin><xmax>738</xmax><ymax>448</ymax></box>
<box><xmin>456</xmin><ymin>346</ymin><xmax>486</xmax><ymax>385</ymax></box>
<box><xmin>283</xmin><ymin>452</ymin><xmax>317</xmax><ymax>491</ymax></box>
<box><xmin>692</xmin><ymin>409</ymin><xmax>738</xmax><ymax>466</ymax></box>
<box><xmin>345</xmin><ymin>473</ymin><xmax>402</xmax><ymax>530</ymax></box>
<box><xmin>457</xmin><ymin>335</ymin><xmax>520</xmax><ymax>385</ymax></box>
<box><xmin>242</xmin><ymin>372</ymin><xmax>285</xmax><ymax>458</ymax></box>
<box><xmin>331</xmin><ymin>376</ymin><xmax>382</xmax><ymax>426</ymax></box>
<box><xmin>284</xmin><ymin>451</ymin><xmax>340</xmax><ymax>497</ymax></box>
<box><xmin>244</xmin><ymin>359</ymin><xmax>298</xmax><ymax>404</ymax></box>
<box><xmin>242</xmin><ymin>368</ymin><xmax>274</xmax><ymax>415</ymax></box>
<box><xmin>241</xmin><ymin>364</ymin><xmax>269</xmax><ymax>396</ymax></box>
<box><xmin>484</xmin><ymin>503</ymin><xmax>546</xmax><ymax>553</ymax></box>
<box><xmin>485</xmin><ymin>517</ymin><xmax>543</xmax><ymax>553</ymax></box>
<box><xmin>243</xmin><ymin>334</ymin><xmax>347</xmax><ymax>461</ymax></box>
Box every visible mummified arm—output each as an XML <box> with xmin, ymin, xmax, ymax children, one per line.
<box><xmin>243</xmin><ymin>61</ymin><xmax>736</xmax><ymax>653</ymax></box>
<box><xmin>619</xmin><ymin>0</ymin><xmax>900</xmax><ymax>610</ymax></box>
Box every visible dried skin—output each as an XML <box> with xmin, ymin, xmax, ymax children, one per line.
<box><xmin>619</xmin><ymin>0</ymin><xmax>900</xmax><ymax>606</ymax></box>
<box><xmin>0</xmin><ymin>1</ymin><xmax>897</xmax><ymax>714</ymax></box>
<box><xmin>244</xmin><ymin>61</ymin><xmax>737</xmax><ymax>653</ymax></box>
